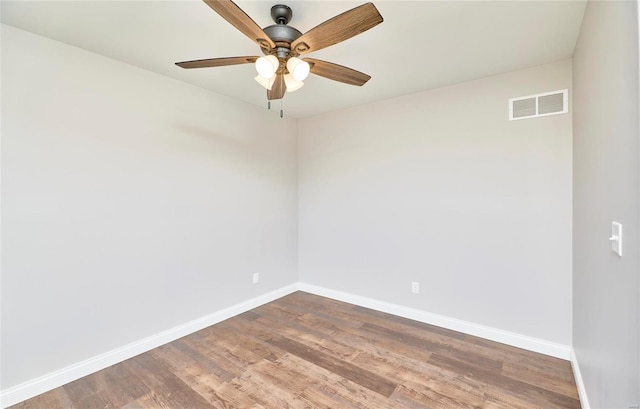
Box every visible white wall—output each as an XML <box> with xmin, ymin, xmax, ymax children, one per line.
<box><xmin>1</xmin><ymin>25</ymin><xmax>298</xmax><ymax>390</ymax></box>
<box><xmin>0</xmin><ymin>22</ymin><xmax>574</xmax><ymax>403</ymax></box>
<box><xmin>572</xmin><ymin>1</ymin><xmax>640</xmax><ymax>407</ymax></box>
<box><xmin>298</xmin><ymin>60</ymin><xmax>573</xmax><ymax>345</ymax></box>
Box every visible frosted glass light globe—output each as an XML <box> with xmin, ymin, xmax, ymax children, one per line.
<box><xmin>255</xmin><ymin>55</ymin><xmax>279</xmax><ymax>79</ymax></box>
<box><xmin>286</xmin><ymin>57</ymin><xmax>310</xmax><ymax>82</ymax></box>
<box><xmin>284</xmin><ymin>74</ymin><xmax>304</xmax><ymax>92</ymax></box>
<box><xmin>255</xmin><ymin>74</ymin><xmax>276</xmax><ymax>90</ymax></box>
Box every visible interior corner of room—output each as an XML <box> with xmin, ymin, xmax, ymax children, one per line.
<box><xmin>1</xmin><ymin>1</ymin><xmax>639</xmax><ymax>408</ymax></box>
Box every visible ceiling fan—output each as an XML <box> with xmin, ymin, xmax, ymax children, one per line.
<box><xmin>175</xmin><ymin>0</ymin><xmax>383</xmax><ymax>105</ymax></box>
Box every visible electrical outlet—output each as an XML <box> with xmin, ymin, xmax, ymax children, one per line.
<box><xmin>411</xmin><ymin>281</ymin><xmax>420</xmax><ymax>294</ymax></box>
<box><xmin>610</xmin><ymin>221</ymin><xmax>623</xmax><ymax>256</ymax></box>
<box><xmin>253</xmin><ymin>273</ymin><xmax>259</xmax><ymax>284</ymax></box>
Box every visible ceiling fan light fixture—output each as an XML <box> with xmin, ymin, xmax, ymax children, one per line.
<box><xmin>286</xmin><ymin>57</ymin><xmax>310</xmax><ymax>81</ymax></box>
<box><xmin>176</xmin><ymin>2</ymin><xmax>383</xmax><ymax>107</ymax></box>
<box><xmin>255</xmin><ymin>74</ymin><xmax>276</xmax><ymax>90</ymax></box>
<box><xmin>284</xmin><ymin>73</ymin><xmax>304</xmax><ymax>92</ymax></box>
<box><xmin>255</xmin><ymin>55</ymin><xmax>279</xmax><ymax>79</ymax></box>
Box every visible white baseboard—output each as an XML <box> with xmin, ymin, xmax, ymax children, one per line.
<box><xmin>0</xmin><ymin>283</ymin><xmax>299</xmax><ymax>409</ymax></box>
<box><xmin>299</xmin><ymin>283</ymin><xmax>573</xmax><ymax>360</ymax></box>
<box><xmin>570</xmin><ymin>349</ymin><xmax>591</xmax><ymax>409</ymax></box>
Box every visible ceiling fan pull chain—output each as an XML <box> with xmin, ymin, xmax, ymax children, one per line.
<box><xmin>268</xmin><ymin>100</ymin><xmax>271</xmax><ymax>110</ymax></box>
<box><xmin>280</xmin><ymin>97</ymin><xmax>284</xmax><ymax>118</ymax></box>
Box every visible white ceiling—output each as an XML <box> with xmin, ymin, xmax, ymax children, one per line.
<box><xmin>1</xmin><ymin>0</ymin><xmax>587</xmax><ymax>118</ymax></box>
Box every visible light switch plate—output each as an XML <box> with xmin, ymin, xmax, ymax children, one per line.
<box><xmin>610</xmin><ymin>222</ymin><xmax>623</xmax><ymax>256</ymax></box>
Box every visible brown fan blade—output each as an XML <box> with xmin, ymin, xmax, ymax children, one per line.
<box><xmin>175</xmin><ymin>56</ymin><xmax>258</xmax><ymax>69</ymax></box>
<box><xmin>267</xmin><ymin>73</ymin><xmax>286</xmax><ymax>100</ymax></box>
<box><xmin>203</xmin><ymin>0</ymin><xmax>276</xmax><ymax>52</ymax></box>
<box><xmin>291</xmin><ymin>3</ymin><xmax>383</xmax><ymax>55</ymax></box>
<box><xmin>306</xmin><ymin>58</ymin><xmax>371</xmax><ymax>86</ymax></box>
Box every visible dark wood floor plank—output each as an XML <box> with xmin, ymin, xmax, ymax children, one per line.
<box><xmin>353</xmin><ymin>307</ymin><xmax>576</xmax><ymax>399</ymax></box>
<box><xmin>428</xmin><ymin>352</ymin><xmax>503</xmax><ymax>380</ymax></box>
<box><xmin>482</xmin><ymin>375</ymin><xmax>581</xmax><ymax>409</ymax></box>
<box><xmin>264</xmin><ymin>333</ymin><xmax>398</xmax><ymax>397</ymax></box>
<box><xmin>482</xmin><ymin>387</ymin><xmax>549</xmax><ymax>409</ymax></box>
<box><xmin>259</xmin><ymin>299</ymin><xmax>438</xmax><ymax>365</ymax></box>
<box><xmin>343</xmin><ymin>304</ymin><xmax>553</xmax><ymax>377</ymax></box>
<box><xmin>256</xmin><ymin>354</ymin><xmax>353</xmax><ymax>409</ymax></box>
<box><xmin>61</xmin><ymin>371</ymin><xmax>103</xmax><ymax>406</ymax></box>
<box><xmin>10</xmin><ymin>291</ymin><xmax>581</xmax><ymax>409</ymax></box>
<box><xmin>230</xmin><ymin>370</ymin><xmax>302</xmax><ymax>409</ymax></box>
<box><xmin>259</xmin><ymin>303</ymin><xmax>345</xmax><ymax>338</ymax></box>
<box><xmin>214</xmin><ymin>333</ymin><xmax>284</xmax><ymax>366</ymax></box>
<box><xmin>63</xmin><ymin>364</ymin><xmax>148</xmax><ymax>409</ymax></box>
<box><xmin>148</xmin><ymin>345</ymin><xmax>244</xmax><ymax>408</ymax></box>
<box><xmin>276</xmin><ymin>293</ymin><xmax>365</xmax><ymax>329</ymax></box>
<box><xmin>350</xmin><ymin>304</ymin><xmax>469</xmax><ymax>341</ymax></box>
<box><xmin>172</xmin><ymin>337</ymin><xmax>238</xmax><ymax>382</ymax></box>
<box><xmin>164</xmin><ymin>365</ymin><xmax>230</xmax><ymax>408</ymax></box>
<box><xmin>391</xmin><ymin>382</ymin><xmax>481</xmax><ymax>409</ymax></box>
<box><xmin>277</xmin><ymin>352</ymin><xmax>408</xmax><ymax>409</ymax></box>
<box><xmin>349</xmin><ymin>343</ymin><xmax>490</xmax><ymax>408</ymax></box>
<box><xmin>465</xmin><ymin>335</ymin><xmax>575</xmax><ymax>379</ymax></box>
<box><xmin>123</xmin><ymin>352</ymin><xmax>214</xmax><ymax>409</ymax></box>
<box><xmin>120</xmin><ymin>392</ymin><xmax>174</xmax><ymax>409</ymax></box>
<box><xmin>254</xmin><ymin>312</ymin><xmax>361</xmax><ymax>362</ymax></box>
<box><xmin>502</xmin><ymin>361</ymin><xmax>580</xmax><ymax>400</ymax></box>
<box><xmin>349</xmin><ymin>343</ymin><xmax>433</xmax><ymax>383</ymax></box>
<box><xmin>335</xmin><ymin>322</ymin><xmax>435</xmax><ymax>363</ymax></box>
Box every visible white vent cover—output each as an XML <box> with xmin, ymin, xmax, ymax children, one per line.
<box><xmin>509</xmin><ymin>89</ymin><xmax>568</xmax><ymax>120</ymax></box>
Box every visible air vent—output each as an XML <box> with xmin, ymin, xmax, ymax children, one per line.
<box><xmin>509</xmin><ymin>89</ymin><xmax>568</xmax><ymax>120</ymax></box>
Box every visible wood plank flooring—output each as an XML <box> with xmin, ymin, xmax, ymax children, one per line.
<box><xmin>10</xmin><ymin>292</ymin><xmax>581</xmax><ymax>408</ymax></box>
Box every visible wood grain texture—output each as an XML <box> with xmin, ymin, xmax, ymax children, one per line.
<box><xmin>9</xmin><ymin>292</ymin><xmax>581</xmax><ymax>409</ymax></box>
<box><xmin>175</xmin><ymin>56</ymin><xmax>258</xmax><ymax>69</ymax></box>
<box><xmin>292</xmin><ymin>3</ymin><xmax>383</xmax><ymax>55</ymax></box>
<box><xmin>202</xmin><ymin>0</ymin><xmax>275</xmax><ymax>51</ymax></box>
<box><xmin>306</xmin><ymin>58</ymin><xmax>371</xmax><ymax>86</ymax></box>
<box><xmin>267</xmin><ymin>73</ymin><xmax>286</xmax><ymax>100</ymax></box>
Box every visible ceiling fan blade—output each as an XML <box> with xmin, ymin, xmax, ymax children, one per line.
<box><xmin>291</xmin><ymin>3</ymin><xmax>383</xmax><ymax>55</ymax></box>
<box><xmin>175</xmin><ymin>56</ymin><xmax>259</xmax><ymax>69</ymax></box>
<box><xmin>306</xmin><ymin>58</ymin><xmax>371</xmax><ymax>86</ymax></box>
<box><xmin>267</xmin><ymin>73</ymin><xmax>286</xmax><ymax>100</ymax></box>
<box><xmin>203</xmin><ymin>0</ymin><xmax>276</xmax><ymax>52</ymax></box>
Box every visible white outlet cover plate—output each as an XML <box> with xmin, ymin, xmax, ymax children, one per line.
<box><xmin>611</xmin><ymin>222</ymin><xmax>623</xmax><ymax>256</ymax></box>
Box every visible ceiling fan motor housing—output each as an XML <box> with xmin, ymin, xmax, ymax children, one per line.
<box><xmin>263</xmin><ymin>24</ymin><xmax>302</xmax><ymax>45</ymax></box>
<box><xmin>263</xmin><ymin>4</ymin><xmax>302</xmax><ymax>58</ymax></box>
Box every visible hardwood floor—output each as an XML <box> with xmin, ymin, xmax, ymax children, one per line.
<box><xmin>10</xmin><ymin>292</ymin><xmax>581</xmax><ymax>408</ymax></box>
